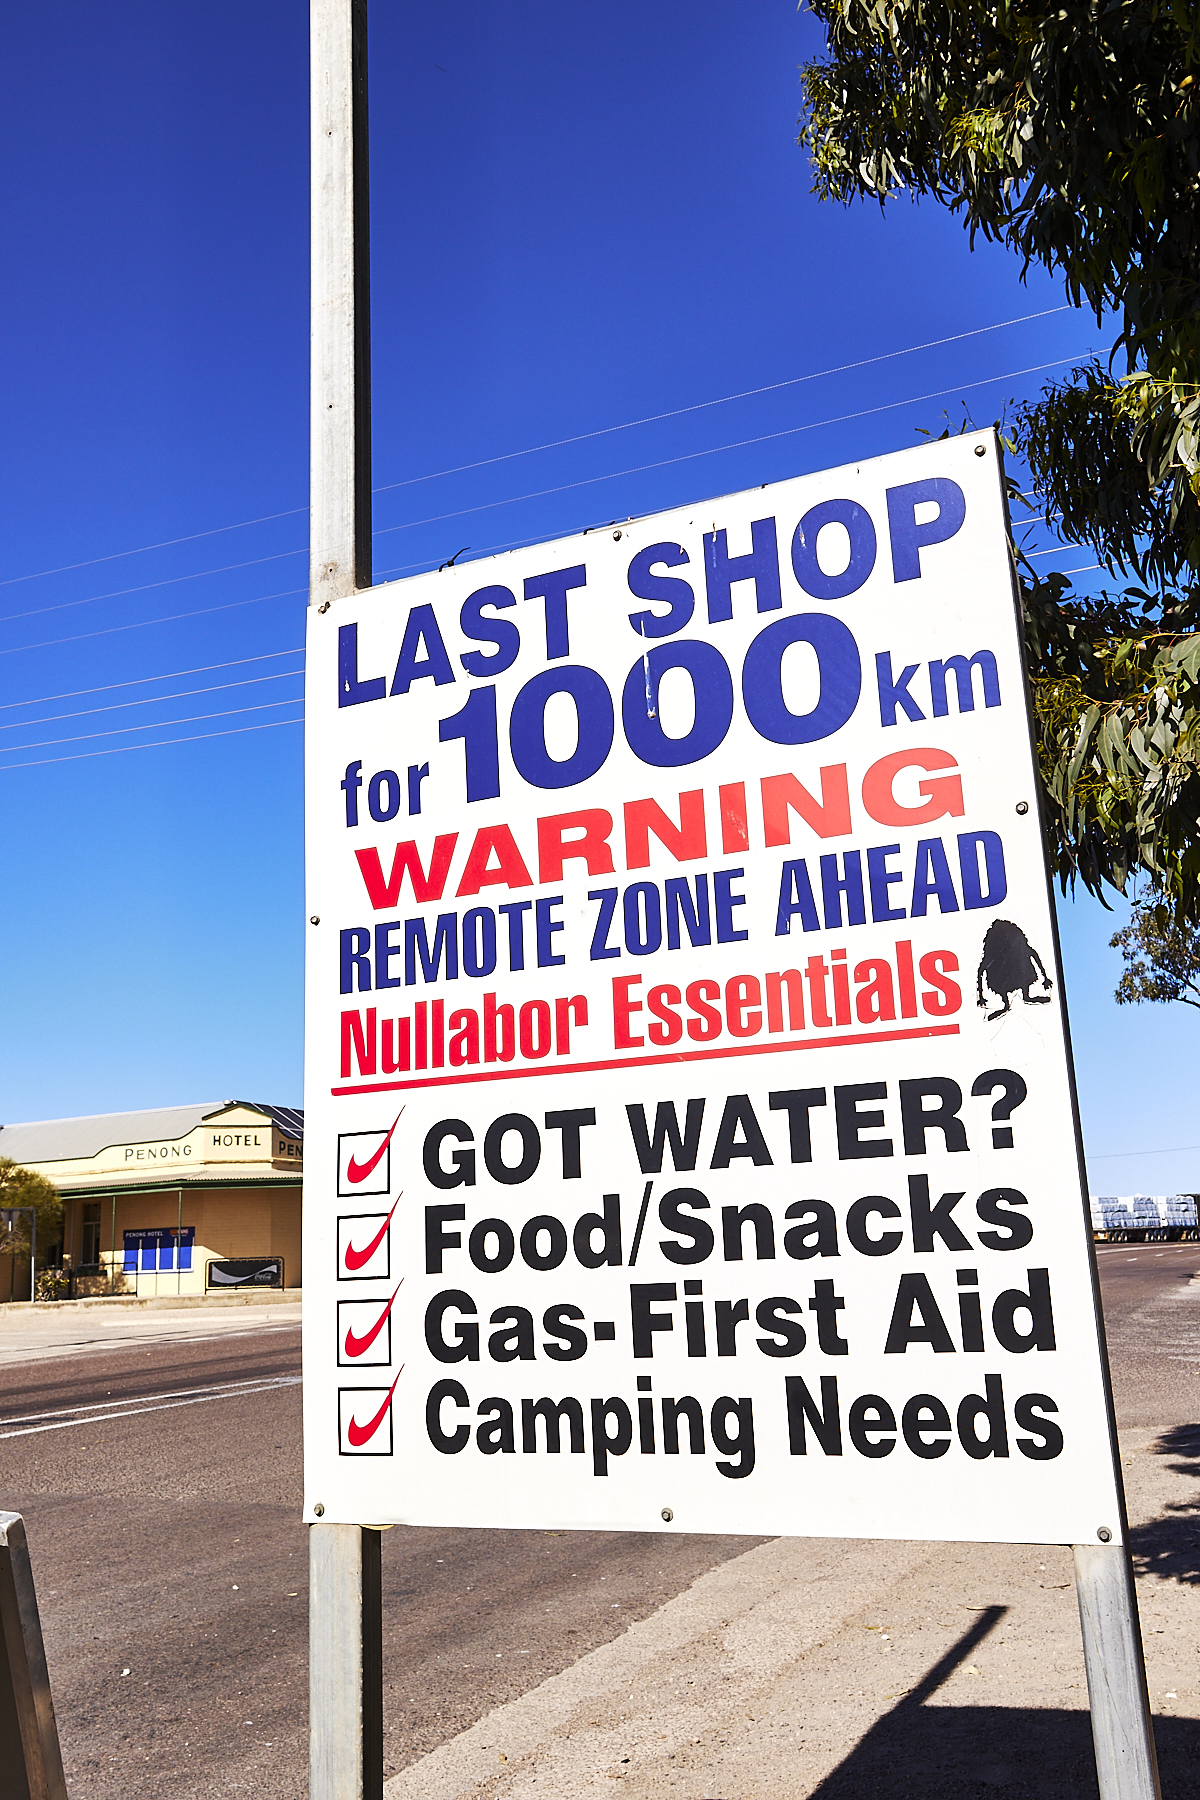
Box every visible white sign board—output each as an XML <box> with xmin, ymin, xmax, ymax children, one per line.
<box><xmin>303</xmin><ymin>432</ymin><xmax>1123</xmax><ymax>1544</ymax></box>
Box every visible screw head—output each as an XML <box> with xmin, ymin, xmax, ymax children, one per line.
<box><xmin>661</xmin><ymin>1507</ymin><xmax>674</xmax><ymax>1523</ymax></box>
<box><xmin>1015</xmin><ymin>801</ymin><xmax>1029</xmax><ymax>816</ymax></box>
<box><xmin>313</xmin><ymin>1504</ymin><xmax>325</xmax><ymax>1518</ymax></box>
<box><xmin>309</xmin><ymin>915</ymin><xmax>320</xmax><ymax>925</ymax></box>
<box><xmin>1097</xmin><ymin>1526</ymin><xmax>1112</xmax><ymax>1542</ymax></box>
<box><xmin>613</xmin><ymin>530</ymin><xmax>622</xmax><ymax>540</ymax></box>
<box><xmin>974</xmin><ymin>444</ymin><xmax>986</xmax><ymax>457</ymax></box>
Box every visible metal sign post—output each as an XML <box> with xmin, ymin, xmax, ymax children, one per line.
<box><xmin>1075</xmin><ymin>1541</ymin><xmax>1160</xmax><ymax>1796</ymax></box>
<box><xmin>309</xmin><ymin>1</ymin><xmax>382</xmax><ymax>1796</ymax></box>
<box><xmin>0</xmin><ymin>1512</ymin><xmax>68</xmax><ymax>1800</ymax></box>
<box><xmin>305</xmin><ymin>6</ymin><xmax>1161</xmax><ymax>1798</ymax></box>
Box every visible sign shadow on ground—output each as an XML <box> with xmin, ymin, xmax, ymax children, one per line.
<box><xmin>807</xmin><ymin>1600</ymin><xmax>1196</xmax><ymax>1798</ymax></box>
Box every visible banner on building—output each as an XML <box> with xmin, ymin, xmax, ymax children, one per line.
<box><xmin>123</xmin><ymin>1227</ymin><xmax>195</xmax><ymax>1273</ymax></box>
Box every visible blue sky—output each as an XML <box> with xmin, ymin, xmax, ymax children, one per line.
<box><xmin>1</xmin><ymin>2</ymin><xmax>1193</xmax><ymax>1194</ymax></box>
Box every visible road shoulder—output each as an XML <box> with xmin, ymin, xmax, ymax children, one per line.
<box><xmin>385</xmin><ymin>1423</ymin><xmax>1199</xmax><ymax>1800</ymax></box>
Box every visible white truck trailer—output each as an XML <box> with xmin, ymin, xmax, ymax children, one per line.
<box><xmin>1090</xmin><ymin>1194</ymin><xmax>1200</xmax><ymax>1241</ymax></box>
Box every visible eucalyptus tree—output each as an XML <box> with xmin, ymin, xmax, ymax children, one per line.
<box><xmin>0</xmin><ymin>1158</ymin><xmax>61</xmax><ymax>1295</ymax></box>
<box><xmin>1111</xmin><ymin>894</ymin><xmax>1200</xmax><ymax>1007</ymax></box>
<box><xmin>799</xmin><ymin>2</ymin><xmax>1200</xmax><ymax>916</ymax></box>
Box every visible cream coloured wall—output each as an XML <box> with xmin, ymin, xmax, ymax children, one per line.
<box><xmin>269</xmin><ymin>1190</ymin><xmax>303</xmax><ymax>1286</ymax></box>
<box><xmin>61</xmin><ymin>1185</ymin><xmax>303</xmax><ymax>1293</ymax></box>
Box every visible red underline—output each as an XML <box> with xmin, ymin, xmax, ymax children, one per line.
<box><xmin>330</xmin><ymin>1022</ymin><xmax>960</xmax><ymax>1096</ymax></box>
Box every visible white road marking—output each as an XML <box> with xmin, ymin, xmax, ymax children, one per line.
<box><xmin>0</xmin><ymin>1374</ymin><xmax>300</xmax><ymax>1439</ymax></box>
<box><xmin>1</xmin><ymin>1374</ymin><xmax>297</xmax><ymax>1425</ymax></box>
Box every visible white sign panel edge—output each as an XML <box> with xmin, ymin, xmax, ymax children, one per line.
<box><xmin>302</xmin><ymin>429</ymin><xmax>1125</xmax><ymax>1546</ymax></box>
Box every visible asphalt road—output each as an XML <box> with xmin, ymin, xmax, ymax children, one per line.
<box><xmin>3</xmin><ymin>1242</ymin><xmax>1197</xmax><ymax>1799</ymax></box>
<box><xmin>1091</xmin><ymin>1239</ymin><xmax>1200</xmax><ymax>1429</ymax></box>
<box><xmin>2</xmin><ymin>1324</ymin><xmax>754</xmax><ymax>1798</ymax></box>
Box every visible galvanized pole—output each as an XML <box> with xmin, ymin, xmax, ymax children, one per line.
<box><xmin>309</xmin><ymin>1523</ymin><xmax>382</xmax><ymax>1799</ymax></box>
<box><xmin>311</xmin><ymin>0</ymin><xmax>371</xmax><ymax>608</ymax></box>
<box><xmin>1074</xmin><ymin>1541</ymin><xmax>1162</xmax><ymax>1800</ymax></box>
<box><xmin>0</xmin><ymin>1512</ymin><xmax>68</xmax><ymax>1799</ymax></box>
<box><xmin>309</xmin><ymin>1</ymin><xmax>381</xmax><ymax>1797</ymax></box>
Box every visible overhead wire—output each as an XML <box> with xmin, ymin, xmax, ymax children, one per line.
<box><xmin>0</xmin><ymin>557</ymin><xmax>1109</xmax><ymax>773</ymax></box>
<box><xmin>4</xmin><ymin>336</ymin><xmax>1079</xmax><ymax>633</ymax></box>
<box><xmin>0</xmin><ymin>327</ymin><xmax>1106</xmax><ymax>762</ymax></box>
<box><xmin>0</xmin><ymin>511</ymin><xmax>309</xmax><ymax>591</ymax></box>
<box><xmin>0</xmin><ymin>715</ymin><xmax>303</xmax><ymax>773</ymax></box>
<box><xmin>0</xmin><ymin>353</ymin><xmax>1083</xmax><ymax>661</ymax></box>
<box><xmin>0</xmin><ymin>347</ymin><xmax>1104</xmax><ymax>676</ymax></box>
<box><xmin>0</xmin><ymin>546</ymin><xmax>307</xmax><ymax>627</ymax></box>
<box><xmin>0</xmin><ymin>664</ymin><xmax>304</xmax><ymax>733</ymax></box>
<box><xmin>0</xmin><ymin>695</ymin><xmax>306</xmax><ymax>756</ymax></box>
<box><xmin>1090</xmin><ymin>1143</ymin><xmax>1200</xmax><ymax>1160</ymax></box>
<box><xmin>369</xmin><ymin>306</ymin><xmax>1073</xmax><ymax>497</ymax></box>
<box><xmin>0</xmin><ymin>586</ymin><xmax>308</xmax><ymax>660</ymax></box>
<box><xmin>1024</xmin><ymin>542</ymin><xmax>1106</xmax><ymax>560</ymax></box>
<box><xmin>368</xmin><ymin>354</ymin><xmax>1092</xmax><ymax>546</ymax></box>
<box><xmin>0</xmin><ymin>646</ymin><xmax>306</xmax><ymax>713</ymax></box>
<box><xmin>0</xmin><ymin>305</ymin><xmax>1070</xmax><ymax>592</ymax></box>
<box><xmin>2</xmin><ymin>341</ymin><xmax>1081</xmax><ymax>630</ymax></box>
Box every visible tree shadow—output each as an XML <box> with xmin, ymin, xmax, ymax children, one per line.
<box><xmin>804</xmin><ymin>1606</ymin><xmax>1195</xmax><ymax>1799</ymax></box>
<box><xmin>794</xmin><ymin>1430</ymin><xmax>1200</xmax><ymax>1797</ymax></box>
<box><xmin>1130</xmin><ymin>1422</ymin><xmax>1200</xmax><ymax>1587</ymax></box>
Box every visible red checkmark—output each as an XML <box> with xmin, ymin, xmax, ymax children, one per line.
<box><xmin>343</xmin><ymin>1283</ymin><xmax>403</xmax><ymax>1359</ymax></box>
<box><xmin>346</xmin><ymin>1368</ymin><xmax>403</xmax><ymax>1448</ymax></box>
<box><xmin>345</xmin><ymin>1111</ymin><xmax>404</xmax><ymax>1185</ymax></box>
<box><xmin>343</xmin><ymin>1193</ymin><xmax>403</xmax><ymax>1272</ymax></box>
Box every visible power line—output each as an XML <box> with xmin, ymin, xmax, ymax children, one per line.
<box><xmin>0</xmin><ymin>546</ymin><xmax>307</xmax><ymax>627</ymax></box>
<box><xmin>0</xmin><ymin>695</ymin><xmax>306</xmax><ymax>757</ymax></box>
<box><xmin>2</xmin><ymin>337</ymin><xmax>1081</xmax><ymax>632</ymax></box>
<box><xmin>0</xmin><ymin>586</ymin><xmax>308</xmax><ymax>660</ymax></box>
<box><xmin>368</xmin><ymin>354</ymin><xmax>1090</xmax><ymax>547</ymax></box>
<box><xmin>0</xmin><ymin>647</ymin><xmax>306</xmax><ymax>714</ymax></box>
<box><xmin>0</xmin><ymin>714</ymin><xmax>304</xmax><ymax>773</ymax></box>
<box><xmin>0</xmin><ymin>305</ymin><xmax>1069</xmax><ymax>591</ymax></box>
<box><xmin>0</xmin><ymin>345</ymin><xmax>1091</xmax><ymax>672</ymax></box>
<box><xmin>371</xmin><ymin>306</ymin><xmax>1073</xmax><ymax>498</ymax></box>
<box><xmin>5</xmin><ymin>337</ymin><xmax>1062</xmax><ymax>629</ymax></box>
<box><xmin>1090</xmin><ymin>1144</ymin><xmax>1200</xmax><ymax>1160</ymax></box>
<box><xmin>0</xmin><ymin>664</ymin><xmax>304</xmax><ymax>733</ymax></box>
<box><xmin>0</xmin><ymin>510</ymin><xmax>310</xmax><ymax>591</ymax></box>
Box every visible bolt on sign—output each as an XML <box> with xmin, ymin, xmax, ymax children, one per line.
<box><xmin>303</xmin><ymin>432</ymin><xmax>1123</xmax><ymax>1543</ymax></box>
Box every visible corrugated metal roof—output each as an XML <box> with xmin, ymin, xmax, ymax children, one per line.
<box><xmin>0</xmin><ymin>1101</ymin><xmax>303</xmax><ymax>1165</ymax></box>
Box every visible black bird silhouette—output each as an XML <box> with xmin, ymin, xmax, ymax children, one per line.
<box><xmin>976</xmin><ymin>920</ymin><xmax>1053</xmax><ymax>1021</ymax></box>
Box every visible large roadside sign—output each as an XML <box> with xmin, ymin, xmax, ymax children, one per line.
<box><xmin>302</xmin><ymin>431</ymin><xmax>1123</xmax><ymax>1545</ymax></box>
